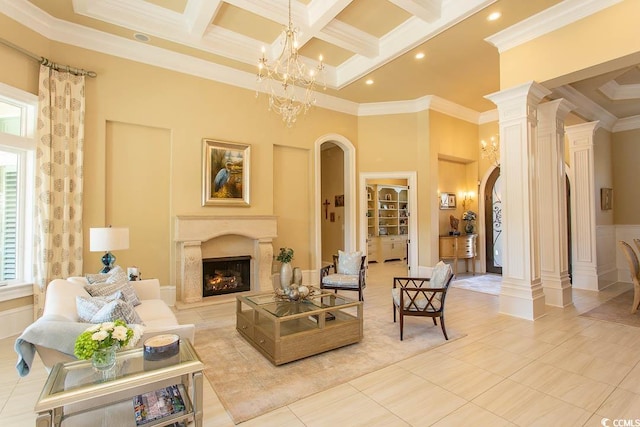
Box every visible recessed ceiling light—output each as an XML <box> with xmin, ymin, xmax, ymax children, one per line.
<box><xmin>365</xmin><ymin>79</ymin><xmax>374</xmax><ymax>85</ymax></box>
<box><xmin>134</xmin><ymin>33</ymin><xmax>151</xmax><ymax>42</ymax></box>
<box><xmin>487</xmin><ymin>12</ymin><xmax>501</xmax><ymax>21</ymax></box>
<box><xmin>415</xmin><ymin>52</ymin><xmax>425</xmax><ymax>60</ymax></box>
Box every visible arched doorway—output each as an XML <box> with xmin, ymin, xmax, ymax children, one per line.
<box><xmin>484</xmin><ymin>166</ymin><xmax>502</xmax><ymax>274</ymax></box>
<box><xmin>313</xmin><ymin>134</ymin><xmax>356</xmax><ymax>271</ymax></box>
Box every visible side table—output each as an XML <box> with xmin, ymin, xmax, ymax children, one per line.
<box><xmin>35</xmin><ymin>339</ymin><xmax>204</xmax><ymax>427</ymax></box>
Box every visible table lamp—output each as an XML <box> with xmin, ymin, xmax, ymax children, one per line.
<box><xmin>90</xmin><ymin>227</ymin><xmax>129</xmax><ymax>273</ymax></box>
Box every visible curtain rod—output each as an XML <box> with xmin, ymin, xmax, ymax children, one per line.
<box><xmin>0</xmin><ymin>37</ymin><xmax>97</xmax><ymax>78</ymax></box>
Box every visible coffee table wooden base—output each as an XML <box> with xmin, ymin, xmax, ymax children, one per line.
<box><xmin>236</xmin><ymin>293</ymin><xmax>363</xmax><ymax>365</ymax></box>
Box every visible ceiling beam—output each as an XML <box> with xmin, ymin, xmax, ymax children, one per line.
<box><xmin>318</xmin><ymin>20</ymin><xmax>379</xmax><ymax>58</ymax></box>
<box><xmin>388</xmin><ymin>0</ymin><xmax>441</xmax><ymax>23</ymax></box>
<box><xmin>183</xmin><ymin>0</ymin><xmax>223</xmax><ymax>38</ymax></box>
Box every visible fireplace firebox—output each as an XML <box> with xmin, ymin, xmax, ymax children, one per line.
<box><xmin>202</xmin><ymin>256</ymin><xmax>251</xmax><ymax>297</ymax></box>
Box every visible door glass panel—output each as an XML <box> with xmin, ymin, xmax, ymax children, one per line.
<box><xmin>492</xmin><ymin>175</ymin><xmax>503</xmax><ymax>268</ymax></box>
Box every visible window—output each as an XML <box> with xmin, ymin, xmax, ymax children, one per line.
<box><xmin>0</xmin><ymin>83</ymin><xmax>36</xmax><ymax>290</ymax></box>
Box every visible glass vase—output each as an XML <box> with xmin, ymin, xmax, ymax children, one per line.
<box><xmin>92</xmin><ymin>344</ymin><xmax>117</xmax><ymax>371</ymax></box>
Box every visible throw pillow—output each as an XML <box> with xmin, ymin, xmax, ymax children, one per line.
<box><xmin>85</xmin><ymin>271</ymin><xmax>110</xmax><ymax>284</ymax></box>
<box><xmin>90</xmin><ymin>299</ymin><xmax>143</xmax><ymax>325</ymax></box>
<box><xmin>337</xmin><ymin>250</ymin><xmax>362</xmax><ymax>275</ymax></box>
<box><xmin>85</xmin><ymin>266</ymin><xmax>141</xmax><ymax>306</ymax></box>
<box><xmin>430</xmin><ymin>261</ymin><xmax>452</xmax><ymax>288</ymax></box>
<box><xmin>76</xmin><ymin>291</ymin><xmax>124</xmax><ymax>323</ymax></box>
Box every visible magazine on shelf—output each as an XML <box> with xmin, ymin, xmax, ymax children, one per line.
<box><xmin>133</xmin><ymin>384</ymin><xmax>186</xmax><ymax>426</ymax></box>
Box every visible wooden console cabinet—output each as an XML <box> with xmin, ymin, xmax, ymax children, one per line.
<box><xmin>439</xmin><ymin>234</ymin><xmax>477</xmax><ymax>277</ymax></box>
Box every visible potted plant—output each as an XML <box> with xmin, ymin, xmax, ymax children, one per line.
<box><xmin>276</xmin><ymin>247</ymin><xmax>294</xmax><ymax>291</ymax></box>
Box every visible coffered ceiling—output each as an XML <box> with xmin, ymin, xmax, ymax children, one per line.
<box><xmin>2</xmin><ymin>0</ymin><xmax>639</xmax><ymax>128</ymax></box>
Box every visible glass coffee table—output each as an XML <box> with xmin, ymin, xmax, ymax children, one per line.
<box><xmin>236</xmin><ymin>291</ymin><xmax>363</xmax><ymax>365</ymax></box>
<box><xmin>34</xmin><ymin>339</ymin><xmax>204</xmax><ymax>427</ymax></box>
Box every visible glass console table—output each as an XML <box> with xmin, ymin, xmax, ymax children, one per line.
<box><xmin>34</xmin><ymin>339</ymin><xmax>204</xmax><ymax>427</ymax></box>
<box><xmin>236</xmin><ymin>292</ymin><xmax>363</xmax><ymax>365</ymax></box>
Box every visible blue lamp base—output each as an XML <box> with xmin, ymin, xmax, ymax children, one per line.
<box><xmin>100</xmin><ymin>252</ymin><xmax>116</xmax><ymax>273</ymax></box>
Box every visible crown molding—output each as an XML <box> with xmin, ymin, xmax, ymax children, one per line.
<box><xmin>485</xmin><ymin>0</ymin><xmax>623</xmax><ymax>53</ymax></box>
<box><xmin>613</xmin><ymin>115</ymin><xmax>640</xmax><ymax>133</ymax></box>
<box><xmin>358</xmin><ymin>95</ymin><xmax>481</xmax><ymax>124</ymax></box>
<box><xmin>478</xmin><ymin>109</ymin><xmax>498</xmax><ymax>124</ymax></box>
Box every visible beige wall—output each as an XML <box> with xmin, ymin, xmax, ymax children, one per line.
<box><xmin>612</xmin><ymin>128</ymin><xmax>640</xmax><ymax>224</ymax></box>
<box><xmin>500</xmin><ymin>0</ymin><xmax>640</xmax><ymax>89</ymax></box>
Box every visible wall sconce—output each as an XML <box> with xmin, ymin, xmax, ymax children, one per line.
<box><xmin>481</xmin><ymin>135</ymin><xmax>499</xmax><ymax>166</ymax></box>
<box><xmin>461</xmin><ymin>191</ymin><xmax>474</xmax><ymax>211</ymax></box>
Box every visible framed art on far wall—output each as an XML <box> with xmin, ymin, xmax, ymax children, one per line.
<box><xmin>439</xmin><ymin>192</ymin><xmax>456</xmax><ymax>209</ymax></box>
<box><xmin>601</xmin><ymin>187</ymin><xmax>612</xmax><ymax>210</ymax></box>
<box><xmin>202</xmin><ymin>139</ymin><xmax>250</xmax><ymax>206</ymax></box>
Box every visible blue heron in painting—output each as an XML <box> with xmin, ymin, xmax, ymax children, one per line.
<box><xmin>214</xmin><ymin>162</ymin><xmax>232</xmax><ymax>192</ymax></box>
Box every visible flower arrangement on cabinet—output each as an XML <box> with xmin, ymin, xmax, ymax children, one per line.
<box><xmin>462</xmin><ymin>210</ymin><xmax>477</xmax><ymax>234</ymax></box>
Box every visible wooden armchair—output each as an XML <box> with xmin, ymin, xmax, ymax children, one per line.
<box><xmin>392</xmin><ymin>261</ymin><xmax>453</xmax><ymax>340</ymax></box>
<box><xmin>320</xmin><ymin>251</ymin><xmax>366</xmax><ymax>301</ymax></box>
<box><xmin>618</xmin><ymin>241</ymin><xmax>640</xmax><ymax>314</ymax></box>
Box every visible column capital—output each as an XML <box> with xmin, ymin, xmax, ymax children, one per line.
<box><xmin>486</xmin><ymin>81</ymin><xmax>551</xmax><ymax>122</ymax></box>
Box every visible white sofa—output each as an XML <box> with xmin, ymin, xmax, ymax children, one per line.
<box><xmin>16</xmin><ymin>277</ymin><xmax>195</xmax><ymax>374</ymax></box>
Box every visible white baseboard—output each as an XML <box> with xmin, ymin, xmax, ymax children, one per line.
<box><xmin>0</xmin><ymin>305</ymin><xmax>33</xmax><ymax>339</ymax></box>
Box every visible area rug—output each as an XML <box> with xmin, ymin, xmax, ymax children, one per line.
<box><xmin>580</xmin><ymin>290</ymin><xmax>640</xmax><ymax>328</ymax></box>
<box><xmin>451</xmin><ymin>274</ymin><xmax>501</xmax><ymax>296</ymax></box>
<box><xmin>194</xmin><ymin>306</ymin><xmax>463</xmax><ymax>424</ymax></box>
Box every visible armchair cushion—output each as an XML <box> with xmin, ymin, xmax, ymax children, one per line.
<box><xmin>322</xmin><ymin>274</ymin><xmax>359</xmax><ymax>288</ymax></box>
<box><xmin>337</xmin><ymin>250</ymin><xmax>362</xmax><ymax>275</ymax></box>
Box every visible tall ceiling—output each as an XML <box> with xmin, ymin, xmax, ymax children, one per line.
<box><xmin>3</xmin><ymin>0</ymin><xmax>639</xmax><ymax>126</ymax></box>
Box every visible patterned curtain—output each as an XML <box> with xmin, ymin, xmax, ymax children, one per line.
<box><xmin>33</xmin><ymin>64</ymin><xmax>86</xmax><ymax>319</ymax></box>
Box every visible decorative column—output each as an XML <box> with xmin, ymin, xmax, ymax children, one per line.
<box><xmin>537</xmin><ymin>99</ymin><xmax>574</xmax><ymax>307</ymax></box>
<box><xmin>486</xmin><ymin>82</ymin><xmax>550</xmax><ymax>320</ymax></box>
<box><xmin>181</xmin><ymin>241</ymin><xmax>203</xmax><ymax>303</ymax></box>
<box><xmin>566</xmin><ymin>122</ymin><xmax>600</xmax><ymax>290</ymax></box>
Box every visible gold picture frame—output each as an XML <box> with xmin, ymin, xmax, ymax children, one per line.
<box><xmin>202</xmin><ymin>139</ymin><xmax>250</xmax><ymax>206</ymax></box>
<box><xmin>439</xmin><ymin>192</ymin><xmax>456</xmax><ymax>210</ymax></box>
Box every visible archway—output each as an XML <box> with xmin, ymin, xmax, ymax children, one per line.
<box><xmin>313</xmin><ymin>134</ymin><xmax>356</xmax><ymax>271</ymax></box>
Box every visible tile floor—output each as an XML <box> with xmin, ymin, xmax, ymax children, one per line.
<box><xmin>2</xmin><ymin>262</ymin><xmax>640</xmax><ymax>426</ymax></box>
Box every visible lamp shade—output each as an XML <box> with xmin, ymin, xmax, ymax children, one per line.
<box><xmin>89</xmin><ymin>227</ymin><xmax>130</xmax><ymax>252</ymax></box>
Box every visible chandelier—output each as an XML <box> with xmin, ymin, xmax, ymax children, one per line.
<box><xmin>480</xmin><ymin>135</ymin><xmax>500</xmax><ymax>166</ymax></box>
<box><xmin>257</xmin><ymin>0</ymin><xmax>325</xmax><ymax>127</ymax></box>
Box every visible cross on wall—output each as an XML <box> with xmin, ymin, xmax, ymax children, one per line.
<box><xmin>323</xmin><ymin>199</ymin><xmax>331</xmax><ymax>219</ymax></box>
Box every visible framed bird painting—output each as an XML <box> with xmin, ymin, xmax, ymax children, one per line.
<box><xmin>202</xmin><ymin>139</ymin><xmax>250</xmax><ymax>206</ymax></box>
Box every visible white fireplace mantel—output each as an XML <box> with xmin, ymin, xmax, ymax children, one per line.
<box><xmin>174</xmin><ymin>215</ymin><xmax>277</xmax><ymax>304</ymax></box>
